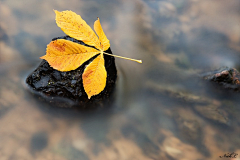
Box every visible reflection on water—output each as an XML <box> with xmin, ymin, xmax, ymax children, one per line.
<box><xmin>1</xmin><ymin>0</ymin><xmax>240</xmax><ymax>159</ymax></box>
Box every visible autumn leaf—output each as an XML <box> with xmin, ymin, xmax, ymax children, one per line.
<box><xmin>94</xmin><ymin>18</ymin><xmax>110</xmax><ymax>51</ymax></box>
<box><xmin>83</xmin><ymin>54</ymin><xmax>107</xmax><ymax>99</ymax></box>
<box><xmin>40</xmin><ymin>39</ymin><xmax>99</xmax><ymax>71</ymax></box>
<box><xmin>54</xmin><ymin>10</ymin><xmax>101</xmax><ymax>49</ymax></box>
<box><xmin>41</xmin><ymin>10</ymin><xmax>142</xmax><ymax>99</ymax></box>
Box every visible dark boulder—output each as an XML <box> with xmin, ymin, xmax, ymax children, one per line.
<box><xmin>26</xmin><ymin>36</ymin><xmax>117</xmax><ymax>109</ymax></box>
<box><xmin>202</xmin><ymin>67</ymin><xmax>240</xmax><ymax>91</ymax></box>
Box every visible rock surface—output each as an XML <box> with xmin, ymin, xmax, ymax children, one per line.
<box><xmin>202</xmin><ymin>67</ymin><xmax>240</xmax><ymax>91</ymax></box>
<box><xmin>26</xmin><ymin>36</ymin><xmax>117</xmax><ymax>109</ymax></box>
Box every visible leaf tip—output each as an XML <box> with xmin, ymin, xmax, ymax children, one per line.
<box><xmin>87</xmin><ymin>95</ymin><xmax>92</xmax><ymax>99</ymax></box>
<box><xmin>39</xmin><ymin>55</ymin><xmax>46</xmax><ymax>59</ymax></box>
<box><xmin>53</xmin><ymin>9</ymin><xmax>59</xmax><ymax>14</ymax></box>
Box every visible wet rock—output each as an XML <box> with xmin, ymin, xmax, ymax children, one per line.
<box><xmin>202</xmin><ymin>67</ymin><xmax>240</xmax><ymax>91</ymax></box>
<box><xmin>26</xmin><ymin>36</ymin><xmax>117</xmax><ymax>109</ymax></box>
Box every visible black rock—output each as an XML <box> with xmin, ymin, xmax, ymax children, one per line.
<box><xmin>26</xmin><ymin>36</ymin><xmax>117</xmax><ymax>109</ymax></box>
<box><xmin>202</xmin><ymin>67</ymin><xmax>240</xmax><ymax>91</ymax></box>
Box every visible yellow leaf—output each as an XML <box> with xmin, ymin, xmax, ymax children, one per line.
<box><xmin>82</xmin><ymin>54</ymin><xmax>107</xmax><ymax>99</ymax></box>
<box><xmin>54</xmin><ymin>10</ymin><xmax>101</xmax><ymax>49</ymax></box>
<box><xmin>41</xmin><ymin>10</ymin><xmax>141</xmax><ymax>99</ymax></box>
<box><xmin>94</xmin><ymin>18</ymin><xmax>110</xmax><ymax>51</ymax></box>
<box><xmin>40</xmin><ymin>39</ymin><xmax>99</xmax><ymax>71</ymax></box>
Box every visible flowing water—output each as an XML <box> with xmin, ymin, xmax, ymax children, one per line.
<box><xmin>1</xmin><ymin>0</ymin><xmax>240</xmax><ymax>159</ymax></box>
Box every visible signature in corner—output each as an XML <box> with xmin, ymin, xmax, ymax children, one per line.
<box><xmin>219</xmin><ymin>152</ymin><xmax>238</xmax><ymax>158</ymax></box>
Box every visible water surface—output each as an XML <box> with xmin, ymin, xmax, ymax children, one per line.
<box><xmin>1</xmin><ymin>0</ymin><xmax>240</xmax><ymax>159</ymax></box>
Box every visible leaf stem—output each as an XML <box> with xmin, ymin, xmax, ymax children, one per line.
<box><xmin>103</xmin><ymin>52</ymin><xmax>142</xmax><ymax>63</ymax></box>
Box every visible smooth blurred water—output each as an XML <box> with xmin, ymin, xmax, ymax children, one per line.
<box><xmin>1</xmin><ymin>0</ymin><xmax>240</xmax><ymax>159</ymax></box>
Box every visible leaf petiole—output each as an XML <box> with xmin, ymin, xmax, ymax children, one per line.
<box><xmin>102</xmin><ymin>52</ymin><xmax>142</xmax><ymax>63</ymax></box>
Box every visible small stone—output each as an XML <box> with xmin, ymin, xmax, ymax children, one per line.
<box><xmin>202</xmin><ymin>67</ymin><xmax>240</xmax><ymax>91</ymax></box>
<box><xmin>52</xmin><ymin>70</ymin><xmax>61</xmax><ymax>81</ymax></box>
<box><xmin>32</xmin><ymin>76</ymin><xmax>50</xmax><ymax>89</ymax></box>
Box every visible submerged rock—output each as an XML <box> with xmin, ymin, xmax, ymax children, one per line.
<box><xmin>202</xmin><ymin>67</ymin><xmax>240</xmax><ymax>91</ymax></box>
<box><xmin>26</xmin><ymin>36</ymin><xmax>117</xmax><ymax>109</ymax></box>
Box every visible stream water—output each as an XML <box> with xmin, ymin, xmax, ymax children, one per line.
<box><xmin>1</xmin><ymin>0</ymin><xmax>240</xmax><ymax>160</ymax></box>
